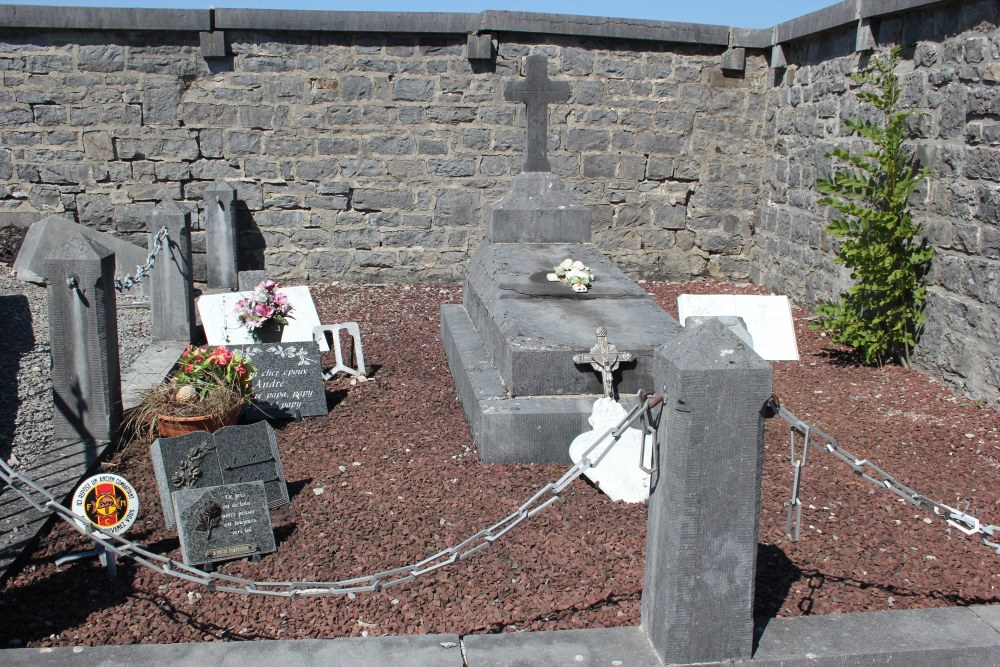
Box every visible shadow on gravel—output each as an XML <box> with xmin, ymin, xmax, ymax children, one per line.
<box><xmin>0</xmin><ymin>551</ymin><xmax>137</xmax><ymax>647</ymax></box>
<box><xmin>0</xmin><ymin>294</ymin><xmax>33</xmax><ymax>463</ymax></box>
<box><xmin>754</xmin><ymin>543</ymin><xmax>800</xmax><ymax>620</ymax></box>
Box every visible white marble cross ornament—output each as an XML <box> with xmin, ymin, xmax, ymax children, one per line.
<box><xmin>504</xmin><ymin>53</ymin><xmax>570</xmax><ymax>173</ymax></box>
<box><xmin>573</xmin><ymin>327</ymin><xmax>635</xmax><ymax>399</ymax></box>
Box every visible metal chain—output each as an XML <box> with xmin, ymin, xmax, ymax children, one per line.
<box><xmin>0</xmin><ymin>393</ymin><xmax>663</xmax><ymax>597</ymax></box>
<box><xmin>112</xmin><ymin>226</ymin><xmax>168</xmax><ymax>292</ymax></box>
<box><xmin>765</xmin><ymin>396</ymin><xmax>1000</xmax><ymax>556</ymax></box>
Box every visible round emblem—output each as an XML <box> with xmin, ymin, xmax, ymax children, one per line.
<box><xmin>71</xmin><ymin>474</ymin><xmax>139</xmax><ymax>536</ymax></box>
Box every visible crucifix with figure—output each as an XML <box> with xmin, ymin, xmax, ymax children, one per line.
<box><xmin>574</xmin><ymin>327</ymin><xmax>635</xmax><ymax>399</ymax></box>
<box><xmin>504</xmin><ymin>53</ymin><xmax>570</xmax><ymax>173</ymax></box>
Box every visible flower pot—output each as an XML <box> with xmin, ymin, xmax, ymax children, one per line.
<box><xmin>251</xmin><ymin>320</ymin><xmax>285</xmax><ymax>343</ymax></box>
<box><xmin>156</xmin><ymin>402</ymin><xmax>242</xmax><ymax>438</ymax></box>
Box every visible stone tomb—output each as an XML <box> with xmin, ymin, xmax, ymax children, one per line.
<box><xmin>440</xmin><ymin>54</ymin><xmax>681</xmax><ymax>464</ymax></box>
<box><xmin>173</xmin><ymin>481</ymin><xmax>276</xmax><ymax>567</ymax></box>
<box><xmin>235</xmin><ymin>342</ymin><xmax>328</xmax><ymax>419</ymax></box>
<box><xmin>150</xmin><ymin>421</ymin><xmax>289</xmax><ymax>529</ymax></box>
<box><xmin>197</xmin><ymin>286</ymin><xmax>329</xmax><ymax>352</ymax></box>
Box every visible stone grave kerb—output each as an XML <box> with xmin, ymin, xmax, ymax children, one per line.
<box><xmin>44</xmin><ymin>234</ymin><xmax>122</xmax><ymax>442</ymax></box>
<box><xmin>642</xmin><ymin>318</ymin><xmax>772</xmax><ymax>665</ymax></box>
<box><xmin>486</xmin><ymin>53</ymin><xmax>591</xmax><ymax>244</ymax></box>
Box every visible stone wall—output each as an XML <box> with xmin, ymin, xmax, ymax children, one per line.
<box><xmin>0</xmin><ymin>9</ymin><xmax>769</xmax><ymax>286</ymax></box>
<box><xmin>1</xmin><ymin>2</ymin><xmax>999</xmax><ymax>402</ymax></box>
<box><xmin>755</xmin><ymin>0</ymin><xmax>1000</xmax><ymax>400</ymax></box>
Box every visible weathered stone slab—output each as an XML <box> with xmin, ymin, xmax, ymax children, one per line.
<box><xmin>486</xmin><ymin>173</ymin><xmax>591</xmax><ymax>244</ymax></box>
<box><xmin>463</xmin><ymin>243</ymin><xmax>681</xmax><ymax>397</ymax></box>
<box><xmin>236</xmin><ymin>342</ymin><xmax>328</xmax><ymax>419</ymax></box>
<box><xmin>197</xmin><ymin>285</ymin><xmax>329</xmax><ymax>351</ymax></box>
<box><xmin>173</xmin><ymin>481</ymin><xmax>275</xmax><ymax>567</ymax></box>
<box><xmin>677</xmin><ymin>293</ymin><xmax>799</xmax><ymax>361</ymax></box>
<box><xmin>14</xmin><ymin>214</ymin><xmax>149</xmax><ymax>294</ymax></box>
<box><xmin>150</xmin><ymin>421</ymin><xmax>289</xmax><ymax>529</ymax></box>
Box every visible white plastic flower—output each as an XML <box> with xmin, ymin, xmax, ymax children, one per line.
<box><xmin>571</xmin><ymin>260</ymin><xmax>586</xmax><ymax>272</ymax></box>
<box><xmin>572</xmin><ymin>283</ymin><xmax>588</xmax><ymax>292</ymax></box>
<box><xmin>559</xmin><ymin>258</ymin><xmax>574</xmax><ymax>270</ymax></box>
<box><xmin>546</xmin><ymin>272</ymin><xmax>559</xmax><ymax>282</ymax></box>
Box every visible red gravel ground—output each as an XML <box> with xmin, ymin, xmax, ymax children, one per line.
<box><xmin>0</xmin><ymin>280</ymin><xmax>997</xmax><ymax>647</ymax></box>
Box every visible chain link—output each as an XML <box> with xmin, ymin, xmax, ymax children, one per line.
<box><xmin>0</xmin><ymin>393</ymin><xmax>663</xmax><ymax>597</ymax></box>
<box><xmin>768</xmin><ymin>398</ymin><xmax>1000</xmax><ymax>556</ymax></box>
<box><xmin>112</xmin><ymin>226</ymin><xmax>168</xmax><ymax>292</ymax></box>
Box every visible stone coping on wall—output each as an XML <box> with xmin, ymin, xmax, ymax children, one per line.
<box><xmin>0</xmin><ymin>0</ymin><xmax>964</xmax><ymax>50</ymax></box>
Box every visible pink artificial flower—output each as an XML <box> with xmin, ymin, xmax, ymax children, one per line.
<box><xmin>235</xmin><ymin>363</ymin><xmax>247</xmax><ymax>379</ymax></box>
<box><xmin>208</xmin><ymin>346</ymin><xmax>233</xmax><ymax>366</ymax></box>
<box><xmin>260</xmin><ymin>279</ymin><xmax>278</xmax><ymax>291</ymax></box>
<box><xmin>184</xmin><ymin>363</ymin><xmax>195</xmax><ymax>374</ymax></box>
<box><xmin>254</xmin><ymin>303</ymin><xmax>275</xmax><ymax>319</ymax></box>
<box><xmin>271</xmin><ymin>292</ymin><xmax>288</xmax><ymax>307</ymax></box>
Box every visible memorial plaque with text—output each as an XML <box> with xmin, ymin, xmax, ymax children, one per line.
<box><xmin>150</xmin><ymin>421</ymin><xmax>289</xmax><ymax>529</ymax></box>
<box><xmin>173</xmin><ymin>481</ymin><xmax>276</xmax><ymax>567</ymax></box>
<box><xmin>237</xmin><ymin>342</ymin><xmax>328</xmax><ymax>419</ymax></box>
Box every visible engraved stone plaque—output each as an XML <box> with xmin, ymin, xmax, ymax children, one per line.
<box><xmin>150</xmin><ymin>421</ymin><xmax>289</xmax><ymax>529</ymax></box>
<box><xmin>173</xmin><ymin>481</ymin><xmax>276</xmax><ymax>567</ymax></box>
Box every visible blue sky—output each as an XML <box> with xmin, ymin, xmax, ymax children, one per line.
<box><xmin>11</xmin><ymin>0</ymin><xmax>836</xmax><ymax>29</ymax></box>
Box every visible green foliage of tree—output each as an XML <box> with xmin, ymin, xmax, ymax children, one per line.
<box><xmin>812</xmin><ymin>46</ymin><xmax>934</xmax><ymax>368</ymax></box>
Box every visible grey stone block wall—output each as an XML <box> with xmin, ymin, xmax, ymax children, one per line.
<box><xmin>754</xmin><ymin>0</ymin><xmax>1000</xmax><ymax>402</ymax></box>
<box><xmin>0</xmin><ymin>24</ymin><xmax>767</xmax><ymax>285</ymax></box>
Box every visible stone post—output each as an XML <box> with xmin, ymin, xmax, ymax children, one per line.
<box><xmin>204</xmin><ymin>179</ymin><xmax>238</xmax><ymax>289</ymax></box>
<box><xmin>45</xmin><ymin>236</ymin><xmax>122</xmax><ymax>442</ymax></box>
<box><xmin>641</xmin><ymin>318</ymin><xmax>772</xmax><ymax>664</ymax></box>
<box><xmin>149</xmin><ymin>201</ymin><xmax>195</xmax><ymax>342</ymax></box>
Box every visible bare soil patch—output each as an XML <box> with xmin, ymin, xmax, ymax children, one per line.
<box><xmin>0</xmin><ymin>280</ymin><xmax>996</xmax><ymax>647</ymax></box>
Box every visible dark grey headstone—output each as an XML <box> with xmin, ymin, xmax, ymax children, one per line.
<box><xmin>173</xmin><ymin>481</ymin><xmax>275</xmax><ymax>567</ymax></box>
<box><xmin>237</xmin><ymin>270</ymin><xmax>267</xmax><ymax>291</ymax></box>
<box><xmin>237</xmin><ymin>342</ymin><xmax>328</xmax><ymax>419</ymax></box>
<box><xmin>150</xmin><ymin>421</ymin><xmax>289</xmax><ymax>529</ymax></box>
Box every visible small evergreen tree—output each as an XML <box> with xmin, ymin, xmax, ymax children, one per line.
<box><xmin>812</xmin><ymin>46</ymin><xmax>933</xmax><ymax>367</ymax></box>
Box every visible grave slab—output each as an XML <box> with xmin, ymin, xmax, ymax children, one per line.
<box><xmin>173</xmin><ymin>481</ymin><xmax>275</xmax><ymax>567</ymax></box>
<box><xmin>236</xmin><ymin>342</ymin><xmax>328</xmax><ymax>419</ymax></box>
<box><xmin>442</xmin><ymin>304</ymin><xmax>640</xmax><ymax>463</ymax></box>
<box><xmin>677</xmin><ymin>293</ymin><xmax>799</xmax><ymax>361</ymax></box>
<box><xmin>462</xmin><ymin>242</ymin><xmax>681</xmax><ymax>397</ymax></box>
<box><xmin>150</xmin><ymin>421</ymin><xmax>289</xmax><ymax>529</ymax></box>
<box><xmin>197</xmin><ymin>286</ymin><xmax>329</xmax><ymax>351</ymax></box>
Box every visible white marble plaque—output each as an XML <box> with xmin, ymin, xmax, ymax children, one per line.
<box><xmin>197</xmin><ymin>286</ymin><xmax>329</xmax><ymax>352</ymax></box>
<box><xmin>677</xmin><ymin>294</ymin><xmax>799</xmax><ymax>361</ymax></box>
<box><xmin>568</xmin><ymin>398</ymin><xmax>650</xmax><ymax>504</ymax></box>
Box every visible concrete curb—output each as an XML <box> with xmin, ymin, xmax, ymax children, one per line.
<box><xmin>3</xmin><ymin>606</ymin><xmax>998</xmax><ymax>665</ymax></box>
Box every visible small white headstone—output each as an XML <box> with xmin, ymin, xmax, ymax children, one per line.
<box><xmin>197</xmin><ymin>286</ymin><xmax>329</xmax><ymax>351</ymax></box>
<box><xmin>568</xmin><ymin>398</ymin><xmax>650</xmax><ymax>503</ymax></box>
<box><xmin>677</xmin><ymin>294</ymin><xmax>799</xmax><ymax>361</ymax></box>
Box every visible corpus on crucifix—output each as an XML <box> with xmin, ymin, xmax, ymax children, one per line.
<box><xmin>503</xmin><ymin>53</ymin><xmax>570</xmax><ymax>173</ymax></box>
<box><xmin>574</xmin><ymin>327</ymin><xmax>635</xmax><ymax>399</ymax></box>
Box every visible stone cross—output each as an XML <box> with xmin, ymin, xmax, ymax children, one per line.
<box><xmin>574</xmin><ymin>327</ymin><xmax>634</xmax><ymax>399</ymax></box>
<box><xmin>504</xmin><ymin>53</ymin><xmax>570</xmax><ymax>173</ymax></box>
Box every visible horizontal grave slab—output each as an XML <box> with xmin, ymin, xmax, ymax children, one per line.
<box><xmin>236</xmin><ymin>342</ymin><xmax>328</xmax><ymax>419</ymax></box>
<box><xmin>150</xmin><ymin>421</ymin><xmax>289</xmax><ymax>530</ymax></box>
<box><xmin>173</xmin><ymin>481</ymin><xmax>276</xmax><ymax>568</ymax></box>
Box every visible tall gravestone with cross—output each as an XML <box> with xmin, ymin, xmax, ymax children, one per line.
<box><xmin>441</xmin><ymin>53</ymin><xmax>682</xmax><ymax>463</ymax></box>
